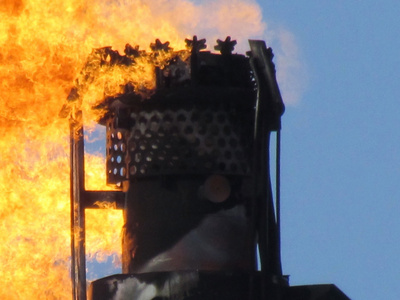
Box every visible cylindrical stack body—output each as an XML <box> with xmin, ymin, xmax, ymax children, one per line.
<box><xmin>117</xmin><ymin>90</ymin><xmax>257</xmax><ymax>274</ymax></box>
<box><xmin>91</xmin><ymin>46</ymin><xmax>276</xmax><ymax>299</ymax></box>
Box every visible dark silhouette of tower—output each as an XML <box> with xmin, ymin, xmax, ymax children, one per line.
<box><xmin>65</xmin><ymin>37</ymin><xmax>350</xmax><ymax>300</ymax></box>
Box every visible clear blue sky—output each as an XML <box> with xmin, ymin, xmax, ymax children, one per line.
<box><xmin>86</xmin><ymin>1</ymin><xmax>400</xmax><ymax>299</ymax></box>
<box><xmin>260</xmin><ymin>2</ymin><xmax>400</xmax><ymax>299</ymax></box>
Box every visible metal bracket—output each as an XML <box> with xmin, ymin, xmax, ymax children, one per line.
<box><xmin>70</xmin><ymin>113</ymin><xmax>124</xmax><ymax>300</ymax></box>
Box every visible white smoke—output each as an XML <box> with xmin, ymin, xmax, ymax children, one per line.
<box><xmin>272</xmin><ymin>28</ymin><xmax>308</xmax><ymax>105</ymax></box>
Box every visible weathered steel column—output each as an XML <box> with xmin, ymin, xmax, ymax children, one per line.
<box><xmin>70</xmin><ymin>112</ymin><xmax>87</xmax><ymax>300</ymax></box>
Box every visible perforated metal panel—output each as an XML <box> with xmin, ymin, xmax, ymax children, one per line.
<box><xmin>106</xmin><ymin>98</ymin><xmax>254</xmax><ymax>184</ymax></box>
<box><xmin>106</xmin><ymin>124</ymin><xmax>129</xmax><ymax>184</ymax></box>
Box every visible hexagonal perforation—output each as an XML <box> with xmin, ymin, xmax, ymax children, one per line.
<box><xmin>106</xmin><ymin>102</ymin><xmax>253</xmax><ymax>183</ymax></box>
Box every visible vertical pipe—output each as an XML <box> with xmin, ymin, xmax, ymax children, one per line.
<box><xmin>260</xmin><ymin>129</ymin><xmax>272</xmax><ymax>300</ymax></box>
<box><xmin>249</xmin><ymin>39</ymin><xmax>285</xmax><ymax>299</ymax></box>
<box><xmin>249</xmin><ymin>49</ymin><xmax>270</xmax><ymax>300</ymax></box>
<box><xmin>70</xmin><ymin>112</ymin><xmax>87</xmax><ymax>300</ymax></box>
<box><xmin>70</xmin><ymin>121</ymin><xmax>76</xmax><ymax>300</ymax></box>
<box><xmin>276</xmin><ymin>130</ymin><xmax>281</xmax><ymax>267</ymax></box>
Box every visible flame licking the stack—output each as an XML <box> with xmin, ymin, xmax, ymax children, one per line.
<box><xmin>0</xmin><ymin>0</ymin><xmax>266</xmax><ymax>298</ymax></box>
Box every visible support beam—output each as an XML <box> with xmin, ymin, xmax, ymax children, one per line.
<box><xmin>70</xmin><ymin>113</ymin><xmax>87</xmax><ymax>300</ymax></box>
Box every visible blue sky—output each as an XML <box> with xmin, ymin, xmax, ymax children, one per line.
<box><xmin>260</xmin><ymin>2</ymin><xmax>400</xmax><ymax>299</ymax></box>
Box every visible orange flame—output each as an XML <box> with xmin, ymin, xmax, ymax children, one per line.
<box><xmin>0</xmin><ymin>0</ymin><xmax>265</xmax><ymax>298</ymax></box>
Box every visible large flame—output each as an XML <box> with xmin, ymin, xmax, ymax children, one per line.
<box><xmin>0</xmin><ymin>0</ymin><xmax>265</xmax><ymax>298</ymax></box>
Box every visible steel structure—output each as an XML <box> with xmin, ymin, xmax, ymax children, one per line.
<box><xmin>66</xmin><ymin>38</ymin><xmax>350</xmax><ymax>300</ymax></box>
